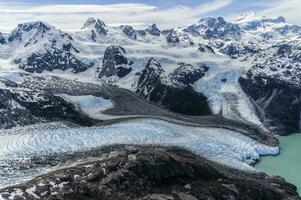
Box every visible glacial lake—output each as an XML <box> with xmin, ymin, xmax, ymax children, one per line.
<box><xmin>256</xmin><ymin>134</ymin><xmax>301</xmax><ymax>194</ymax></box>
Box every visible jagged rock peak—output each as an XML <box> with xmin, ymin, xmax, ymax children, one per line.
<box><xmin>121</xmin><ymin>25</ymin><xmax>137</xmax><ymax>40</ymax></box>
<box><xmin>145</xmin><ymin>57</ymin><xmax>164</xmax><ymax>73</ymax></box>
<box><xmin>103</xmin><ymin>45</ymin><xmax>127</xmax><ymax>64</ymax></box>
<box><xmin>8</xmin><ymin>21</ymin><xmax>54</xmax><ymax>42</ymax></box>
<box><xmin>7</xmin><ymin>21</ymin><xmax>73</xmax><ymax>47</ymax></box>
<box><xmin>167</xmin><ymin>29</ymin><xmax>180</xmax><ymax>44</ymax></box>
<box><xmin>137</xmin><ymin>57</ymin><xmax>164</xmax><ymax>86</ymax></box>
<box><xmin>98</xmin><ymin>45</ymin><xmax>131</xmax><ymax>79</ymax></box>
<box><xmin>146</xmin><ymin>23</ymin><xmax>161</xmax><ymax>36</ymax></box>
<box><xmin>136</xmin><ymin>57</ymin><xmax>164</xmax><ymax>97</ymax></box>
<box><xmin>82</xmin><ymin>17</ymin><xmax>106</xmax><ymax>29</ymax></box>
<box><xmin>18</xmin><ymin>49</ymin><xmax>92</xmax><ymax>73</ymax></box>
<box><xmin>198</xmin><ymin>44</ymin><xmax>215</xmax><ymax>54</ymax></box>
<box><xmin>0</xmin><ymin>32</ymin><xmax>6</xmax><ymax>44</ymax></box>
<box><xmin>198</xmin><ymin>17</ymin><xmax>227</xmax><ymax>27</ymax></box>
<box><xmin>82</xmin><ymin>17</ymin><xmax>107</xmax><ymax>40</ymax></box>
<box><xmin>169</xmin><ymin>62</ymin><xmax>209</xmax><ymax>85</ymax></box>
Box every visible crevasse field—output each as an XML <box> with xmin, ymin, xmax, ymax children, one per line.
<box><xmin>0</xmin><ymin>118</ymin><xmax>279</xmax><ymax>189</ymax></box>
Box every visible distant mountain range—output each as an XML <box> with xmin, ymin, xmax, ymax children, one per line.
<box><xmin>0</xmin><ymin>13</ymin><xmax>301</xmax><ymax>134</ymax></box>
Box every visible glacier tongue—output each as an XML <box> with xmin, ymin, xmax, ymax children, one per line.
<box><xmin>0</xmin><ymin>118</ymin><xmax>279</xmax><ymax>188</ymax></box>
<box><xmin>194</xmin><ymin>60</ymin><xmax>263</xmax><ymax>127</ymax></box>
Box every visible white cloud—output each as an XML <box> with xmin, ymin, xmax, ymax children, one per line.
<box><xmin>0</xmin><ymin>0</ymin><xmax>233</xmax><ymax>33</ymax></box>
<box><xmin>257</xmin><ymin>0</ymin><xmax>301</xmax><ymax>25</ymax></box>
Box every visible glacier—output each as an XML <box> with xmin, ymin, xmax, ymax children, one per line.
<box><xmin>0</xmin><ymin>119</ymin><xmax>279</xmax><ymax>189</ymax></box>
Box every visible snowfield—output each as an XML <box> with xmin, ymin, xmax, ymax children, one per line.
<box><xmin>56</xmin><ymin>94</ymin><xmax>115</xmax><ymax>120</ymax></box>
<box><xmin>0</xmin><ymin>119</ymin><xmax>279</xmax><ymax>189</ymax></box>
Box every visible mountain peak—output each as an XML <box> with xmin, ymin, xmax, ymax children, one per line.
<box><xmin>0</xmin><ymin>32</ymin><xmax>6</xmax><ymax>44</ymax></box>
<box><xmin>146</xmin><ymin>24</ymin><xmax>161</xmax><ymax>36</ymax></box>
<box><xmin>82</xmin><ymin>17</ymin><xmax>106</xmax><ymax>29</ymax></box>
<box><xmin>10</xmin><ymin>21</ymin><xmax>52</xmax><ymax>36</ymax></box>
<box><xmin>236</xmin><ymin>12</ymin><xmax>286</xmax><ymax>24</ymax></box>
<box><xmin>82</xmin><ymin>17</ymin><xmax>108</xmax><ymax>40</ymax></box>
<box><xmin>198</xmin><ymin>17</ymin><xmax>226</xmax><ymax>27</ymax></box>
<box><xmin>7</xmin><ymin>21</ymin><xmax>59</xmax><ymax>43</ymax></box>
<box><xmin>235</xmin><ymin>12</ymin><xmax>258</xmax><ymax>23</ymax></box>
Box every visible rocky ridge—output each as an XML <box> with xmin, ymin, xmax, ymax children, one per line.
<box><xmin>0</xmin><ymin>146</ymin><xmax>299</xmax><ymax>200</ymax></box>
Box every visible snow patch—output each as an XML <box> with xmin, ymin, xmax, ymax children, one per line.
<box><xmin>56</xmin><ymin>94</ymin><xmax>114</xmax><ymax>120</ymax></box>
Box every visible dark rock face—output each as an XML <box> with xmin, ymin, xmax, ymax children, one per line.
<box><xmin>184</xmin><ymin>17</ymin><xmax>242</xmax><ymax>40</ymax></box>
<box><xmin>136</xmin><ymin>58</ymin><xmax>164</xmax><ymax>96</ymax></box>
<box><xmin>220</xmin><ymin>43</ymin><xmax>240</xmax><ymax>58</ymax></box>
<box><xmin>145</xmin><ymin>83</ymin><xmax>211</xmax><ymax>115</ymax></box>
<box><xmin>219</xmin><ymin>42</ymin><xmax>261</xmax><ymax>58</ymax></box>
<box><xmin>122</xmin><ymin>25</ymin><xmax>137</xmax><ymax>40</ymax></box>
<box><xmin>202</xmin><ymin>17</ymin><xmax>242</xmax><ymax>40</ymax></box>
<box><xmin>82</xmin><ymin>18</ymin><xmax>107</xmax><ymax>40</ymax></box>
<box><xmin>276</xmin><ymin>44</ymin><xmax>293</xmax><ymax>56</ymax></box>
<box><xmin>275</xmin><ymin>24</ymin><xmax>301</xmax><ymax>36</ymax></box>
<box><xmin>137</xmin><ymin>30</ymin><xmax>147</xmax><ymax>36</ymax></box>
<box><xmin>161</xmin><ymin>29</ymin><xmax>172</xmax><ymax>35</ymax></box>
<box><xmin>1</xmin><ymin>146</ymin><xmax>299</xmax><ymax>200</ymax></box>
<box><xmin>239</xmin><ymin>71</ymin><xmax>301</xmax><ymax>135</ymax></box>
<box><xmin>198</xmin><ymin>44</ymin><xmax>215</xmax><ymax>53</ymax></box>
<box><xmin>182</xmin><ymin>26</ymin><xmax>201</xmax><ymax>36</ymax></box>
<box><xmin>18</xmin><ymin>48</ymin><xmax>92</xmax><ymax>73</ymax></box>
<box><xmin>7</xmin><ymin>21</ymin><xmax>73</xmax><ymax>48</ymax></box>
<box><xmin>136</xmin><ymin>58</ymin><xmax>211</xmax><ymax>115</ymax></box>
<box><xmin>0</xmin><ymin>33</ymin><xmax>6</xmax><ymax>44</ymax></box>
<box><xmin>98</xmin><ymin>45</ymin><xmax>132</xmax><ymax>79</ymax></box>
<box><xmin>169</xmin><ymin>62</ymin><xmax>209</xmax><ymax>85</ymax></box>
<box><xmin>0</xmin><ymin>78</ymin><xmax>94</xmax><ymax>129</ymax></box>
<box><xmin>8</xmin><ymin>21</ymin><xmax>52</xmax><ymax>43</ymax></box>
<box><xmin>146</xmin><ymin>24</ymin><xmax>161</xmax><ymax>36</ymax></box>
<box><xmin>0</xmin><ymin>88</ymin><xmax>43</xmax><ymax>129</ymax></box>
<box><xmin>7</xmin><ymin>21</ymin><xmax>92</xmax><ymax>74</ymax></box>
<box><xmin>166</xmin><ymin>29</ymin><xmax>180</xmax><ymax>44</ymax></box>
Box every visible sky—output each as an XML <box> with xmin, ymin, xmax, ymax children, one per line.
<box><xmin>0</xmin><ymin>0</ymin><xmax>300</xmax><ymax>32</ymax></box>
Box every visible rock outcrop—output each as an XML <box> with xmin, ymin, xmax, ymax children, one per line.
<box><xmin>0</xmin><ymin>146</ymin><xmax>299</xmax><ymax>200</ymax></box>
<box><xmin>0</xmin><ymin>32</ymin><xmax>6</xmax><ymax>44</ymax></box>
<box><xmin>0</xmin><ymin>77</ymin><xmax>95</xmax><ymax>129</ymax></box>
<box><xmin>198</xmin><ymin>44</ymin><xmax>215</xmax><ymax>53</ymax></box>
<box><xmin>136</xmin><ymin>58</ymin><xmax>164</xmax><ymax>96</ymax></box>
<box><xmin>18</xmin><ymin>47</ymin><xmax>91</xmax><ymax>73</ymax></box>
<box><xmin>183</xmin><ymin>17</ymin><xmax>242</xmax><ymax>40</ymax></box>
<box><xmin>239</xmin><ymin>70</ymin><xmax>301</xmax><ymax>135</ymax></box>
<box><xmin>169</xmin><ymin>62</ymin><xmax>209</xmax><ymax>86</ymax></box>
<box><xmin>7</xmin><ymin>21</ymin><xmax>92</xmax><ymax>73</ymax></box>
<box><xmin>166</xmin><ymin>29</ymin><xmax>180</xmax><ymax>45</ymax></box>
<box><xmin>121</xmin><ymin>25</ymin><xmax>137</xmax><ymax>40</ymax></box>
<box><xmin>98</xmin><ymin>45</ymin><xmax>132</xmax><ymax>79</ymax></box>
<box><xmin>146</xmin><ymin>24</ymin><xmax>161</xmax><ymax>36</ymax></box>
<box><xmin>136</xmin><ymin>58</ymin><xmax>211</xmax><ymax>115</ymax></box>
<box><xmin>239</xmin><ymin>39</ymin><xmax>301</xmax><ymax>134</ymax></box>
<box><xmin>82</xmin><ymin>17</ymin><xmax>108</xmax><ymax>40</ymax></box>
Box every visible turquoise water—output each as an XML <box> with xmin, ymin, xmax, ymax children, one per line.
<box><xmin>256</xmin><ymin>134</ymin><xmax>301</xmax><ymax>194</ymax></box>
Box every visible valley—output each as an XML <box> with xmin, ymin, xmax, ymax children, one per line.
<box><xmin>0</xmin><ymin>12</ymin><xmax>300</xmax><ymax>199</ymax></box>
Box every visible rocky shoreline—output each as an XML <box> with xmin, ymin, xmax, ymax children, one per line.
<box><xmin>0</xmin><ymin>145</ymin><xmax>299</xmax><ymax>200</ymax></box>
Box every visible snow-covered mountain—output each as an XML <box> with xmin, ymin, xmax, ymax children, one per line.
<box><xmin>1</xmin><ymin>21</ymin><xmax>93</xmax><ymax>73</ymax></box>
<box><xmin>0</xmin><ymin>13</ymin><xmax>301</xmax><ymax>134</ymax></box>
